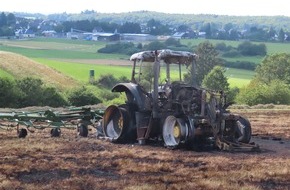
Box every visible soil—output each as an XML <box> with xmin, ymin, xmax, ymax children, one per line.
<box><xmin>0</xmin><ymin>109</ymin><xmax>290</xmax><ymax>190</ymax></box>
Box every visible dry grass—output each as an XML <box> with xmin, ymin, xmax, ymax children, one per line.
<box><xmin>1</xmin><ymin>110</ymin><xmax>290</xmax><ymax>190</ymax></box>
<box><xmin>0</xmin><ymin>51</ymin><xmax>78</xmax><ymax>89</ymax></box>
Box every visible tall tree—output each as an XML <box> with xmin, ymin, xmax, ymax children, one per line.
<box><xmin>278</xmin><ymin>28</ymin><xmax>285</xmax><ymax>42</ymax></box>
<box><xmin>267</xmin><ymin>26</ymin><xmax>276</xmax><ymax>40</ymax></box>
<box><xmin>184</xmin><ymin>41</ymin><xmax>222</xmax><ymax>86</ymax></box>
<box><xmin>6</xmin><ymin>13</ymin><xmax>16</xmax><ymax>26</ymax></box>
<box><xmin>0</xmin><ymin>12</ymin><xmax>7</xmax><ymax>27</ymax></box>
<box><xmin>202</xmin><ymin>66</ymin><xmax>229</xmax><ymax>92</ymax></box>
<box><xmin>255</xmin><ymin>53</ymin><xmax>290</xmax><ymax>85</ymax></box>
<box><xmin>202</xmin><ymin>23</ymin><xmax>212</xmax><ymax>39</ymax></box>
<box><xmin>119</xmin><ymin>22</ymin><xmax>141</xmax><ymax>33</ymax></box>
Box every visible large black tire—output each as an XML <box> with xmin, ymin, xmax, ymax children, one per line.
<box><xmin>235</xmin><ymin>116</ymin><xmax>252</xmax><ymax>143</ymax></box>
<box><xmin>51</xmin><ymin>128</ymin><xmax>61</xmax><ymax>137</ymax></box>
<box><xmin>78</xmin><ymin>124</ymin><xmax>88</xmax><ymax>137</ymax></box>
<box><xmin>18</xmin><ymin>128</ymin><xmax>28</xmax><ymax>138</ymax></box>
<box><xmin>102</xmin><ymin>104</ymin><xmax>135</xmax><ymax>143</ymax></box>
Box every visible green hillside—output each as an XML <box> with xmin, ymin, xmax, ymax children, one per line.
<box><xmin>2</xmin><ymin>37</ymin><xmax>281</xmax><ymax>88</ymax></box>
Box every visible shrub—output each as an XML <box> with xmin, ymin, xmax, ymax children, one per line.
<box><xmin>16</xmin><ymin>77</ymin><xmax>43</xmax><ymax>107</ymax></box>
<box><xmin>215</xmin><ymin>42</ymin><xmax>234</xmax><ymax>52</ymax></box>
<box><xmin>224</xmin><ymin>60</ymin><xmax>256</xmax><ymax>70</ymax></box>
<box><xmin>164</xmin><ymin>38</ymin><xmax>181</xmax><ymax>46</ymax></box>
<box><xmin>95</xmin><ymin>74</ymin><xmax>119</xmax><ymax>89</ymax></box>
<box><xmin>67</xmin><ymin>86</ymin><xmax>101</xmax><ymax>106</ymax></box>
<box><xmin>0</xmin><ymin>78</ymin><xmax>21</xmax><ymax>107</ymax></box>
<box><xmin>41</xmin><ymin>87</ymin><xmax>68</xmax><ymax>107</ymax></box>
<box><xmin>143</xmin><ymin>41</ymin><xmax>166</xmax><ymax>50</ymax></box>
<box><xmin>97</xmin><ymin>42</ymin><xmax>139</xmax><ymax>55</ymax></box>
<box><xmin>237</xmin><ymin>41</ymin><xmax>267</xmax><ymax>56</ymax></box>
<box><xmin>236</xmin><ymin>80</ymin><xmax>290</xmax><ymax>105</ymax></box>
<box><xmin>98</xmin><ymin>90</ymin><xmax>120</xmax><ymax>102</ymax></box>
<box><xmin>222</xmin><ymin>50</ymin><xmax>241</xmax><ymax>57</ymax></box>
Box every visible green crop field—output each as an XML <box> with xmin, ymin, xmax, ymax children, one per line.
<box><xmin>34</xmin><ymin>58</ymin><xmax>132</xmax><ymax>82</ymax></box>
<box><xmin>4</xmin><ymin>37</ymin><xmax>286</xmax><ymax>88</ymax></box>
<box><xmin>223</xmin><ymin>56</ymin><xmax>264</xmax><ymax>64</ymax></box>
<box><xmin>0</xmin><ymin>42</ymin><xmax>127</xmax><ymax>59</ymax></box>
<box><xmin>225</xmin><ymin>68</ymin><xmax>255</xmax><ymax>88</ymax></box>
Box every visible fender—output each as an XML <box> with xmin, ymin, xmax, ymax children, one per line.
<box><xmin>112</xmin><ymin>82</ymin><xmax>147</xmax><ymax>110</ymax></box>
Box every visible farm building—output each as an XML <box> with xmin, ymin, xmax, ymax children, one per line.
<box><xmin>42</xmin><ymin>30</ymin><xmax>57</xmax><ymax>37</ymax></box>
<box><xmin>15</xmin><ymin>28</ymin><xmax>35</xmax><ymax>38</ymax></box>
<box><xmin>121</xmin><ymin>33</ymin><xmax>157</xmax><ymax>41</ymax></box>
<box><xmin>171</xmin><ymin>32</ymin><xmax>188</xmax><ymax>39</ymax></box>
<box><xmin>92</xmin><ymin>32</ymin><xmax>120</xmax><ymax>41</ymax></box>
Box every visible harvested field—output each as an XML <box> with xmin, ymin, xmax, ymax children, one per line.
<box><xmin>0</xmin><ymin>109</ymin><xmax>290</xmax><ymax>190</ymax></box>
<box><xmin>0</xmin><ymin>51</ymin><xmax>78</xmax><ymax>89</ymax></box>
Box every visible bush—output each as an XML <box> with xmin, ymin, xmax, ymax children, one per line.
<box><xmin>0</xmin><ymin>78</ymin><xmax>21</xmax><ymax>107</ymax></box>
<box><xmin>215</xmin><ymin>42</ymin><xmax>234</xmax><ymax>52</ymax></box>
<box><xmin>16</xmin><ymin>77</ymin><xmax>43</xmax><ymax>107</ymax></box>
<box><xmin>67</xmin><ymin>86</ymin><xmax>101</xmax><ymax>106</ymax></box>
<box><xmin>237</xmin><ymin>41</ymin><xmax>267</xmax><ymax>56</ymax></box>
<box><xmin>143</xmin><ymin>41</ymin><xmax>166</xmax><ymax>50</ymax></box>
<box><xmin>222</xmin><ymin>50</ymin><xmax>241</xmax><ymax>57</ymax></box>
<box><xmin>95</xmin><ymin>74</ymin><xmax>130</xmax><ymax>89</ymax></box>
<box><xmin>0</xmin><ymin>77</ymin><xmax>68</xmax><ymax>108</ymax></box>
<box><xmin>164</xmin><ymin>38</ymin><xmax>181</xmax><ymax>46</ymax></box>
<box><xmin>98</xmin><ymin>90</ymin><xmax>120</xmax><ymax>102</ymax></box>
<box><xmin>42</xmin><ymin>87</ymin><xmax>68</xmax><ymax>107</ymax></box>
<box><xmin>95</xmin><ymin>74</ymin><xmax>119</xmax><ymax>89</ymax></box>
<box><xmin>236</xmin><ymin>80</ymin><xmax>290</xmax><ymax>105</ymax></box>
<box><xmin>224</xmin><ymin>60</ymin><xmax>257</xmax><ymax>70</ymax></box>
<box><xmin>226</xmin><ymin>87</ymin><xmax>240</xmax><ymax>103</ymax></box>
<box><xmin>97</xmin><ymin>42</ymin><xmax>139</xmax><ymax>55</ymax></box>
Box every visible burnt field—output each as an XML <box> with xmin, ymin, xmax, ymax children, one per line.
<box><xmin>0</xmin><ymin>109</ymin><xmax>290</xmax><ymax>190</ymax></box>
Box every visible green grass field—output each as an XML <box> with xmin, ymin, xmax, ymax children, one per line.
<box><xmin>225</xmin><ymin>68</ymin><xmax>255</xmax><ymax>87</ymax></box>
<box><xmin>34</xmin><ymin>58</ymin><xmax>132</xmax><ymax>82</ymax></box>
<box><xmin>0</xmin><ymin>44</ymin><xmax>127</xmax><ymax>59</ymax></box>
<box><xmin>0</xmin><ymin>69</ymin><xmax>13</xmax><ymax>79</ymax></box>
<box><xmin>2</xmin><ymin>37</ymin><xmax>288</xmax><ymax>88</ymax></box>
<box><xmin>222</xmin><ymin>56</ymin><xmax>264</xmax><ymax>64</ymax></box>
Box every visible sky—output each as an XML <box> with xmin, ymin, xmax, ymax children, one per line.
<box><xmin>1</xmin><ymin>0</ymin><xmax>290</xmax><ymax>17</ymax></box>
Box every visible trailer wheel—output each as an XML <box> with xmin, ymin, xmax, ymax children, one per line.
<box><xmin>78</xmin><ymin>124</ymin><xmax>88</xmax><ymax>137</ymax></box>
<box><xmin>235</xmin><ymin>117</ymin><xmax>252</xmax><ymax>143</ymax></box>
<box><xmin>51</xmin><ymin>128</ymin><xmax>61</xmax><ymax>137</ymax></box>
<box><xmin>18</xmin><ymin>128</ymin><xmax>28</xmax><ymax>138</ymax></box>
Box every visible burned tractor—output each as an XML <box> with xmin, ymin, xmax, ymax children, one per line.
<box><xmin>102</xmin><ymin>49</ymin><xmax>258</xmax><ymax>151</ymax></box>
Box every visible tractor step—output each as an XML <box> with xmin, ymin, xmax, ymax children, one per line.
<box><xmin>137</xmin><ymin>127</ymin><xmax>148</xmax><ymax>145</ymax></box>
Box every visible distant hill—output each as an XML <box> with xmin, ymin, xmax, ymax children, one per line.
<box><xmin>15</xmin><ymin>11</ymin><xmax>290</xmax><ymax>31</ymax></box>
<box><xmin>0</xmin><ymin>51</ymin><xmax>78</xmax><ymax>89</ymax></box>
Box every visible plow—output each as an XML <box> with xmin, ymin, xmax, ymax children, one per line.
<box><xmin>1</xmin><ymin>49</ymin><xmax>260</xmax><ymax>152</ymax></box>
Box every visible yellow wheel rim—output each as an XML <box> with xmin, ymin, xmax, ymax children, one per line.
<box><xmin>173</xmin><ymin>124</ymin><xmax>180</xmax><ymax>138</ymax></box>
<box><xmin>118</xmin><ymin>117</ymin><xmax>123</xmax><ymax>129</ymax></box>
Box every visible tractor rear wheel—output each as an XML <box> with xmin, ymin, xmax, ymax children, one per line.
<box><xmin>102</xmin><ymin>105</ymin><xmax>134</xmax><ymax>142</ymax></box>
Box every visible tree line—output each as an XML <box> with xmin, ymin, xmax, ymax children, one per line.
<box><xmin>98</xmin><ymin>38</ymin><xmax>266</xmax><ymax>71</ymax></box>
<box><xmin>1</xmin><ymin>11</ymin><xmax>290</xmax><ymax>43</ymax></box>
